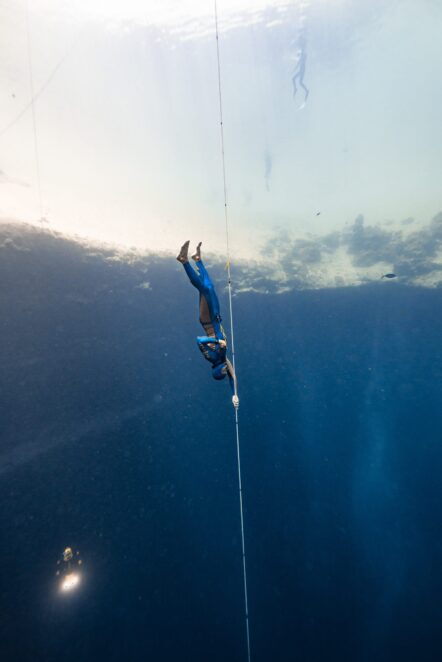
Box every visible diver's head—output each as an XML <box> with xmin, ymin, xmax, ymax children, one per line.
<box><xmin>212</xmin><ymin>363</ymin><xmax>228</xmax><ymax>380</ymax></box>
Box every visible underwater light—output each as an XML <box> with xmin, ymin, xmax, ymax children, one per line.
<box><xmin>60</xmin><ymin>572</ymin><xmax>81</xmax><ymax>592</ymax></box>
<box><xmin>56</xmin><ymin>546</ymin><xmax>83</xmax><ymax>594</ymax></box>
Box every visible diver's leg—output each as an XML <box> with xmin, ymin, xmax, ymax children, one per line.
<box><xmin>190</xmin><ymin>243</ymin><xmax>212</xmax><ymax>290</ymax></box>
<box><xmin>196</xmin><ymin>260</ymin><xmax>222</xmax><ymax>333</ymax></box>
<box><xmin>292</xmin><ymin>74</ymin><xmax>298</xmax><ymax>97</ymax></box>
<box><xmin>189</xmin><ymin>248</ymin><xmax>222</xmax><ymax>333</ymax></box>
<box><xmin>177</xmin><ymin>240</ymin><xmax>204</xmax><ymax>291</ymax></box>
<box><xmin>182</xmin><ymin>261</ymin><xmax>204</xmax><ymax>291</ymax></box>
<box><xmin>192</xmin><ymin>242</ymin><xmax>202</xmax><ymax>262</ymax></box>
<box><xmin>184</xmin><ymin>252</ymin><xmax>222</xmax><ymax>321</ymax></box>
<box><xmin>177</xmin><ymin>240</ymin><xmax>190</xmax><ymax>263</ymax></box>
<box><xmin>196</xmin><ymin>258</ymin><xmax>211</xmax><ymax>285</ymax></box>
<box><xmin>194</xmin><ymin>255</ymin><xmax>216</xmax><ymax>291</ymax></box>
<box><xmin>301</xmin><ymin>81</ymin><xmax>309</xmax><ymax>101</ymax></box>
<box><xmin>196</xmin><ymin>261</ymin><xmax>219</xmax><ymax>308</ymax></box>
<box><xmin>206</xmin><ymin>283</ymin><xmax>221</xmax><ymax>320</ymax></box>
<box><xmin>190</xmin><ymin>241</ymin><xmax>208</xmax><ymax>287</ymax></box>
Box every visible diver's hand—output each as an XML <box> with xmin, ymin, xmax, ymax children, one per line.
<box><xmin>232</xmin><ymin>395</ymin><xmax>239</xmax><ymax>409</ymax></box>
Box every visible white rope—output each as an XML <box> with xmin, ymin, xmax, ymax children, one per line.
<box><xmin>25</xmin><ymin>0</ymin><xmax>44</xmax><ymax>221</ymax></box>
<box><xmin>233</xmin><ymin>406</ymin><xmax>251</xmax><ymax>662</ymax></box>
<box><xmin>214</xmin><ymin>3</ymin><xmax>251</xmax><ymax>661</ymax></box>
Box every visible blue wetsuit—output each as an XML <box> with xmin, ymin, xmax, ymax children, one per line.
<box><xmin>183</xmin><ymin>259</ymin><xmax>236</xmax><ymax>392</ymax></box>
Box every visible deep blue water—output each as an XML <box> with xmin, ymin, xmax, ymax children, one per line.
<box><xmin>1</xmin><ymin>225</ymin><xmax>442</xmax><ymax>661</ymax></box>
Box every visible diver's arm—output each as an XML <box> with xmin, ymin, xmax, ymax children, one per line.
<box><xmin>197</xmin><ymin>335</ymin><xmax>224</xmax><ymax>345</ymax></box>
<box><xmin>197</xmin><ymin>336</ymin><xmax>226</xmax><ymax>364</ymax></box>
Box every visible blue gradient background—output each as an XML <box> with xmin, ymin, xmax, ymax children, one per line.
<box><xmin>1</xmin><ymin>226</ymin><xmax>441</xmax><ymax>661</ymax></box>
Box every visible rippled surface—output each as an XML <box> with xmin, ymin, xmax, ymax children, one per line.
<box><xmin>1</xmin><ymin>1</ymin><xmax>441</xmax><ymax>264</ymax></box>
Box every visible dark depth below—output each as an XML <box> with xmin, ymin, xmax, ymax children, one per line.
<box><xmin>1</xmin><ymin>225</ymin><xmax>442</xmax><ymax>662</ymax></box>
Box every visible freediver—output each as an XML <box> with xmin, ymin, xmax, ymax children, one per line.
<box><xmin>177</xmin><ymin>240</ymin><xmax>239</xmax><ymax>408</ymax></box>
<box><xmin>292</xmin><ymin>47</ymin><xmax>309</xmax><ymax>103</ymax></box>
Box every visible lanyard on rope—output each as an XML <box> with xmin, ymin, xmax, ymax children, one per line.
<box><xmin>214</xmin><ymin>3</ymin><xmax>251</xmax><ymax>661</ymax></box>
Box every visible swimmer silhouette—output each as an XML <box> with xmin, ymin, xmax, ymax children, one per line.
<box><xmin>292</xmin><ymin>47</ymin><xmax>309</xmax><ymax>103</ymax></box>
<box><xmin>381</xmin><ymin>273</ymin><xmax>397</xmax><ymax>279</ymax></box>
